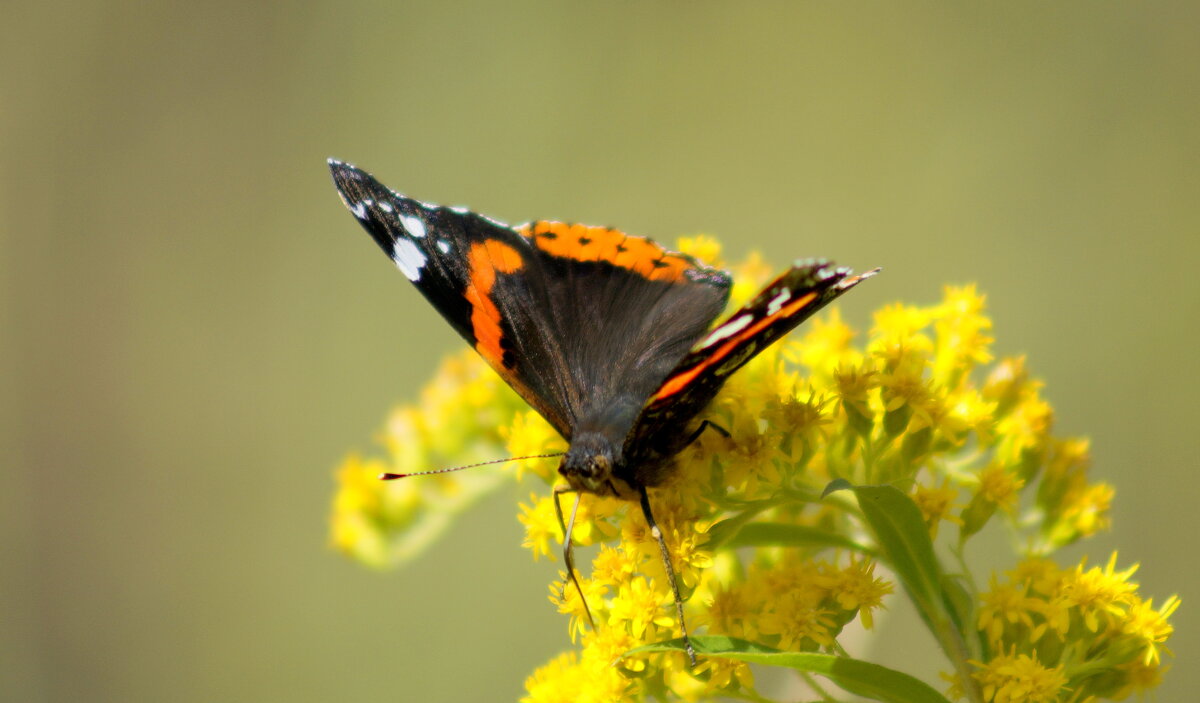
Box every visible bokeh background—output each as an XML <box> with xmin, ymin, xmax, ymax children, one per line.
<box><xmin>4</xmin><ymin>2</ymin><xmax>1197</xmax><ymax>701</ymax></box>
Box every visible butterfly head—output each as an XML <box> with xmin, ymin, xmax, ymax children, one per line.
<box><xmin>559</xmin><ymin>433</ymin><xmax>637</xmax><ymax>500</ymax></box>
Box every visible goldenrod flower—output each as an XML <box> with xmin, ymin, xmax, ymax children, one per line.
<box><xmin>664</xmin><ymin>524</ymin><xmax>713</xmax><ymax>590</ymax></box>
<box><xmin>976</xmin><ymin>464</ymin><xmax>1024</xmax><ymax>511</ymax></box>
<box><xmin>521</xmin><ymin>651</ymin><xmax>579</xmax><ymax>703</ymax></box>
<box><xmin>703</xmin><ymin>582</ymin><xmax>756</xmax><ymax>639</ymax></box>
<box><xmin>330</xmin><ymin>243</ymin><xmax>1178</xmax><ymax>702</ymax></box>
<box><xmin>756</xmin><ymin>590</ymin><xmax>838</xmax><ymax>650</ymax></box>
<box><xmin>674</xmin><ymin>234</ymin><xmax>723</xmax><ymax>266</ymax></box>
<box><xmin>590</xmin><ymin>544</ymin><xmax>636</xmax><ymax>588</ymax></box>
<box><xmin>582</xmin><ymin>626</ymin><xmax>641</xmax><ymax>669</ymax></box>
<box><xmin>968</xmin><ymin>553</ymin><xmax>1177</xmax><ymax>702</ymax></box>
<box><xmin>871</xmin><ymin>302</ymin><xmax>934</xmax><ymax>357</ymax></box>
<box><xmin>549</xmin><ymin>571</ymin><xmax>606</xmax><ymax>643</ymax></box>
<box><xmin>518</xmin><ymin>494</ymin><xmax>559</xmax><ymax>561</ymax></box>
<box><xmin>790</xmin><ymin>307</ymin><xmax>862</xmax><ymax>377</ymax></box>
<box><xmin>695</xmin><ymin>655</ymin><xmax>755</xmax><ymax>694</ymax></box>
<box><xmin>913</xmin><ymin>478</ymin><xmax>962</xmax><ymax>538</ymax></box>
<box><xmin>977</xmin><ymin>576</ymin><xmax>1039</xmax><ymax>645</ymax></box>
<box><xmin>608</xmin><ymin>577</ymin><xmax>675</xmax><ymax>641</ymax></box>
<box><xmin>971</xmin><ymin>649</ymin><xmax>1067</xmax><ymax>703</ymax></box>
<box><xmin>933</xmin><ymin>285</ymin><xmax>994</xmax><ymax>388</ymax></box>
<box><xmin>1059</xmin><ymin>553</ymin><xmax>1139</xmax><ymax>632</ymax></box>
<box><xmin>501</xmin><ymin>410</ymin><xmax>565</xmax><ymax>482</ymax></box>
<box><xmin>1123</xmin><ymin>595</ymin><xmax>1179</xmax><ymax>666</ymax></box>
<box><xmin>824</xmin><ymin>558</ymin><xmax>892</xmax><ymax>629</ymax></box>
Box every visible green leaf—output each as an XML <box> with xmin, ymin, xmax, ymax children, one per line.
<box><xmin>822</xmin><ymin>477</ymin><xmax>854</xmax><ymax>497</ymax></box>
<box><xmin>628</xmin><ymin>636</ymin><xmax>951</xmax><ymax>703</ymax></box>
<box><xmin>705</xmin><ymin>499</ymin><xmax>781</xmax><ymax>549</ymax></box>
<box><xmin>724</xmin><ymin>522</ymin><xmax>876</xmax><ymax>555</ymax></box>
<box><xmin>824</xmin><ymin>484</ymin><xmax>982</xmax><ymax>702</ymax></box>
<box><xmin>837</xmin><ymin>484</ymin><xmax>949</xmax><ymax>632</ymax></box>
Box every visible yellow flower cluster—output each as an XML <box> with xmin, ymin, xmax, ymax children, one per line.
<box><xmin>329</xmin><ymin>241</ymin><xmax>1177</xmax><ymax>702</ymax></box>
<box><xmin>329</xmin><ymin>350</ymin><xmax>532</xmax><ymax>567</ymax></box>
<box><xmin>964</xmin><ymin>554</ymin><xmax>1178</xmax><ymax>702</ymax></box>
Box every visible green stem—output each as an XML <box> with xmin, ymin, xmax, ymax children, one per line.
<box><xmin>931</xmin><ymin>617</ymin><xmax>984</xmax><ymax>703</ymax></box>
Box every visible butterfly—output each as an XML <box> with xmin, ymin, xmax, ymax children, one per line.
<box><xmin>329</xmin><ymin>158</ymin><xmax>878</xmax><ymax>664</ymax></box>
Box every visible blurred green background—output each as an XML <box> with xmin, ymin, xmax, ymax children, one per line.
<box><xmin>4</xmin><ymin>2</ymin><xmax>1196</xmax><ymax>701</ymax></box>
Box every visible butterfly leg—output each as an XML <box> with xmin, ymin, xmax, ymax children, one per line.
<box><xmin>682</xmin><ymin>418</ymin><xmax>730</xmax><ymax>449</ymax></box>
<box><xmin>552</xmin><ymin>484</ymin><xmax>596</xmax><ymax>629</ymax></box>
<box><xmin>637</xmin><ymin>486</ymin><xmax>698</xmax><ymax>668</ymax></box>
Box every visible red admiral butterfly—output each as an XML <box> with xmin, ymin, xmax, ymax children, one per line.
<box><xmin>329</xmin><ymin>159</ymin><xmax>878</xmax><ymax>664</ymax></box>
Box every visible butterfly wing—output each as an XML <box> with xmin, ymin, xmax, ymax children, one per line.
<box><xmin>329</xmin><ymin>159</ymin><xmax>732</xmax><ymax>442</ymax></box>
<box><xmin>624</xmin><ymin>260</ymin><xmax>879</xmax><ymax>474</ymax></box>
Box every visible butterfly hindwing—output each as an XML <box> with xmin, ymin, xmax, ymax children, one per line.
<box><xmin>623</xmin><ymin>260</ymin><xmax>880</xmax><ymax>477</ymax></box>
<box><xmin>329</xmin><ymin>159</ymin><xmax>733</xmax><ymax>443</ymax></box>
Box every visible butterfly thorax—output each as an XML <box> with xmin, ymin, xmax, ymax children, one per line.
<box><xmin>559</xmin><ymin>392</ymin><xmax>646</xmax><ymax>499</ymax></box>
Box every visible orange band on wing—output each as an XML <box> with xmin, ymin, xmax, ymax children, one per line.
<box><xmin>516</xmin><ymin>221</ymin><xmax>693</xmax><ymax>282</ymax></box>
<box><xmin>465</xmin><ymin>239</ymin><xmax>525</xmax><ymax>368</ymax></box>
<box><xmin>650</xmin><ymin>291</ymin><xmax>819</xmax><ymax>402</ymax></box>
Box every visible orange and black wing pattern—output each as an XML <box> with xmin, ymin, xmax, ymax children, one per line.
<box><xmin>328</xmin><ymin>159</ymin><xmax>732</xmax><ymax>442</ymax></box>
<box><xmin>623</xmin><ymin>260</ymin><xmax>879</xmax><ymax>475</ymax></box>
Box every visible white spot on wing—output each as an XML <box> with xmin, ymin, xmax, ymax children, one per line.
<box><xmin>400</xmin><ymin>215</ymin><xmax>426</xmax><ymax>238</ymax></box>
<box><xmin>350</xmin><ymin>202</ymin><xmax>367</xmax><ymax>219</ymax></box>
<box><xmin>699</xmin><ymin>313</ymin><xmax>753</xmax><ymax>349</ymax></box>
<box><xmin>392</xmin><ymin>239</ymin><xmax>427</xmax><ymax>281</ymax></box>
<box><xmin>379</xmin><ymin>202</ymin><xmax>393</xmax><ymax>213</ymax></box>
<box><xmin>767</xmin><ymin>288</ymin><xmax>792</xmax><ymax>316</ymax></box>
<box><xmin>437</xmin><ymin>240</ymin><xmax>451</xmax><ymax>254</ymax></box>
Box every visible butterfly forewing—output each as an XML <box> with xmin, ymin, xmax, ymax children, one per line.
<box><xmin>329</xmin><ymin>160</ymin><xmax>733</xmax><ymax>444</ymax></box>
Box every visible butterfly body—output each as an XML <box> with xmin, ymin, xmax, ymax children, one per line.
<box><xmin>329</xmin><ymin>158</ymin><xmax>877</xmax><ymax>661</ymax></box>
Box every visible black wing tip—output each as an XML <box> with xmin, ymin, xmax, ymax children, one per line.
<box><xmin>327</xmin><ymin>160</ymin><xmax>399</xmax><ymax>208</ymax></box>
<box><xmin>328</xmin><ymin>158</ymin><xmax>357</xmax><ymax>192</ymax></box>
<box><xmin>786</xmin><ymin>259</ymin><xmax>847</xmax><ymax>285</ymax></box>
<box><xmin>327</xmin><ymin>157</ymin><xmax>366</xmax><ymax>183</ymax></box>
<box><xmin>787</xmin><ymin>258</ymin><xmax>881</xmax><ymax>279</ymax></box>
<box><xmin>776</xmin><ymin>259</ymin><xmax>881</xmax><ymax>294</ymax></box>
<box><xmin>840</xmin><ymin>266</ymin><xmax>882</xmax><ymax>288</ymax></box>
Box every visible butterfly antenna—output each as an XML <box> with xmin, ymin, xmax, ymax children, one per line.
<box><xmin>379</xmin><ymin>453</ymin><xmax>565</xmax><ymax>480</ymax></box>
